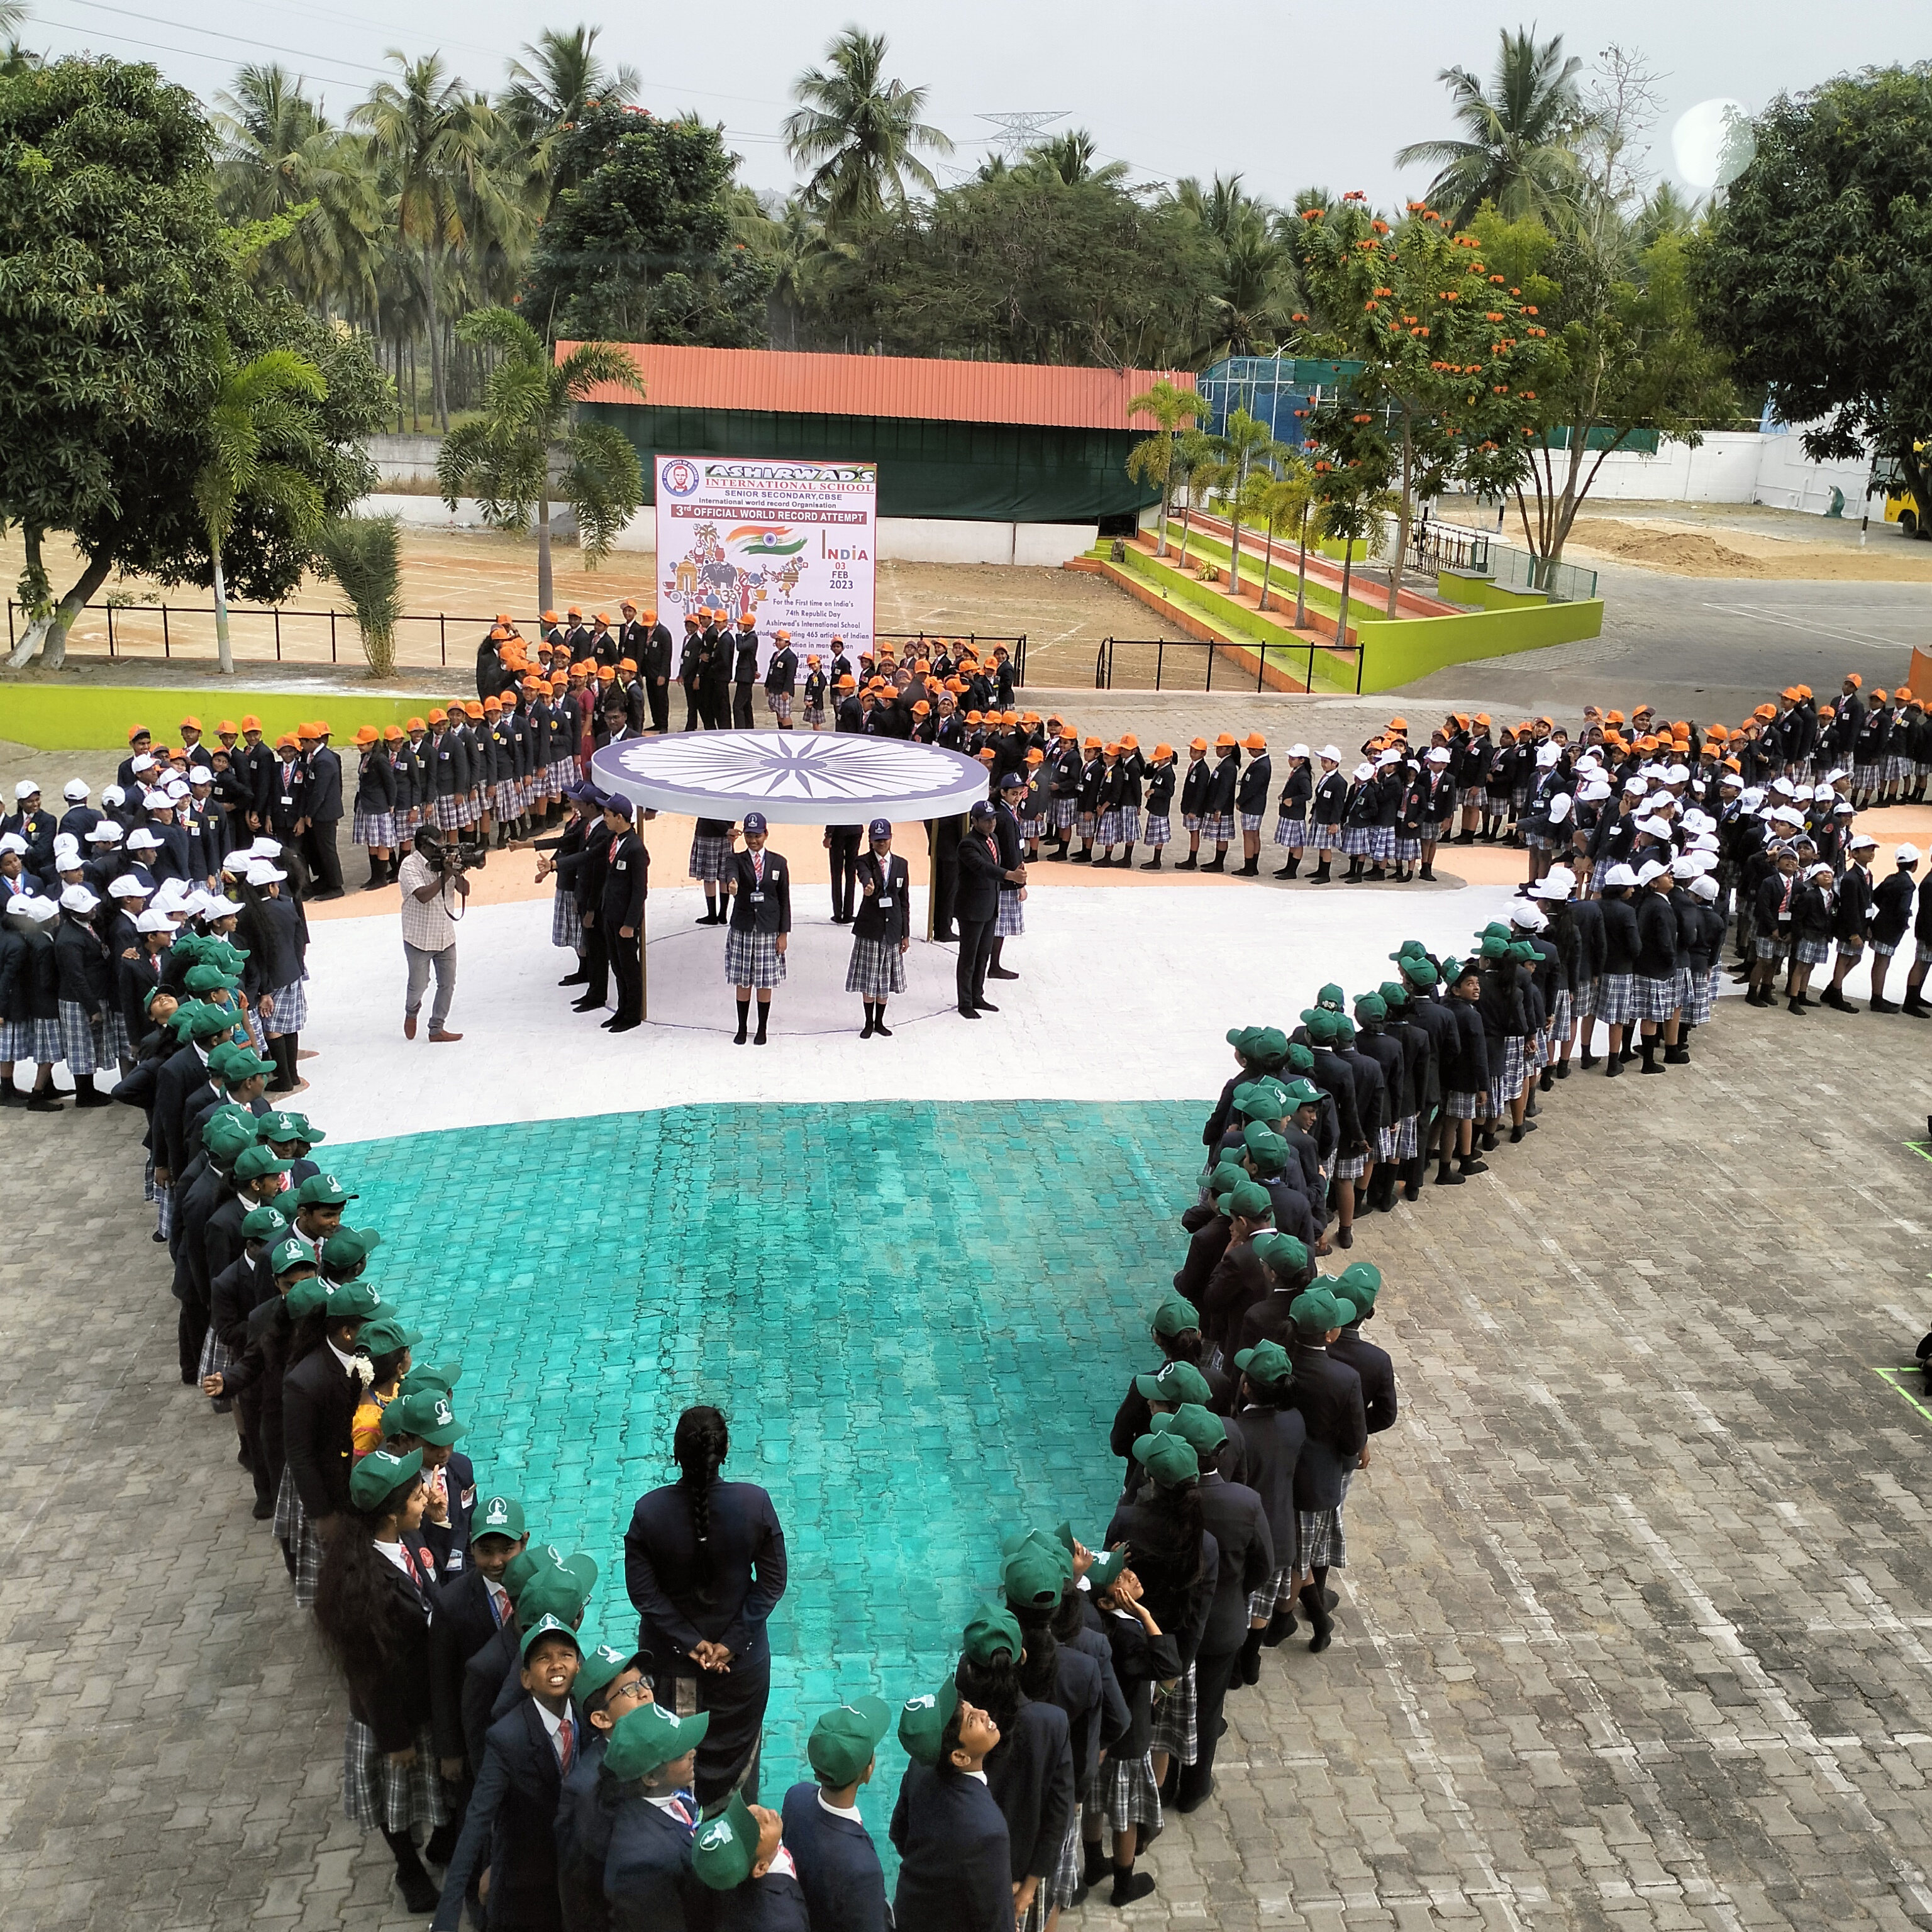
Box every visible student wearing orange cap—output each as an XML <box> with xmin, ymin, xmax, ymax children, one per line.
<box><xmin>1072</xmin><ymin>738</ymin><xmax>1106</xmax><ymax>862</ymax></box>
<box><xmin>1173</xmin><ymin>738</ymin><xmax>1210</xmax><ymax>869</ymax></box>
<box><xmin>801</xmin><ymin>655</ymin><xmax>828</xmax><ymax>731</ymax></box>
<box><xmin>699</xmin><ymin>608</ymin><xmax>733</xmax><ymax>730</ymax></box>
<box><xmin>177</xmin><ymin>714</ymin><xmax>213</xmax><ymax>772</ymax></box>
<box><xmin>1140</xmin><ymin>745</ymin><xmax>1177</xmax><ymax>868</ymax></box>
<box><xmin>1234</xmin><ymin>733</ymin><xmax>1270</xmax><ymax>877</ymax></box>
<box><xmin>765</xmin><ymin>630</ymin><xmax>798</xmax><ymax>730</ymax></box>
<box><xmin>350</xmin><ymin>725</ymin><xmax>399</xmax><ymax>889</ymax></box>
<box><xmin>1196</xmin><ymin>735</ymin><xmax>1241</xmax><ymax>873</ymax></box>
<box><xmin>1045</xmin><ymin>730</ymin><xmax>1082</xmax><ymax>860</ymax></box>
<box><xmin>641</xmin><ymin>605</ymin><xmax>674</xmax><ymax>734</ymax></box>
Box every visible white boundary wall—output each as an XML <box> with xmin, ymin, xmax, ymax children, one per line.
<box><xmin>1571</xmin><ymin>428</ymin><xmax>1879</xmax><ymax>514</ymax></box>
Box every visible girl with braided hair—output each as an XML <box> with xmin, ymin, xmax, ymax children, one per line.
<box><xmin>621</xmin><ymin>1404</ymin><xmax>789</xmax><ymax>1804</ymax></box>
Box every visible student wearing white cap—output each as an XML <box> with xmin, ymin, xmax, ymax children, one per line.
<box><xmin>1</xmin><ymin>893</ymin><xmax>64</xmax><ymax>1109</ymax></box>
<box><xmin>1418</xmin><ymin>746</ymin><xmax>1455</xmax><ymax>882</ymax></box>
<box><xmin>52</xmin><ymin>882</ymin><xmax>114</xmax><ymax>1105</ymax></box>
<box><xmin>1787</xmin><ymin>861</ymin><xmax>1835</xmax><ymax>1011</ymax></box>
<box><xmin>1306</xmin><ymin>748</ymin><xmax>1346</xmax><ymax>884</ymax></box>
<box><xmin>238</xmin><ymin>857</ymin><xmax>309</xmax><ymax>1092</ymax></box>
<box><xmin>57</xmin><ymin>777</ymin><xmax>97</xmax><ymax>843</ymax></box>
<box><xmin>1902</xmin><ymin>847</ymin><xmax>1932</xmax><ymax>1019</ymax></box>
<box><xmin>1</xmin><ymin>778</ymin><xmax>55</xmax><ymax>879</ymax></box>
<box><xmin>1271</xmin><ymin>745</ymin><xmax>1313</xmax><ymax>879</ymax></box>
<box><xmin>1821</xmin><ymin>832</ymin><xmax>1877</xmax><ymax>1013</ymax></box>
<box><xmin>1865</xmin><ymin>843</ymin><xmax>1920</xmax><ymax>1014</ymax></box>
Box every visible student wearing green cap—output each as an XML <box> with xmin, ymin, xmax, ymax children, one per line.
<box><xmin>1437</xmin><ymin>957</ymin><xmax>1491</xmax><ymax>1180</ymax></box>
<box><xmin>1201</xmin><ymin>1177</ymin><xmax>1276</xmax><ymax>1353</ymax></box>
<box><xmin>553</xmin><ymin>1643</ymin><xmax>657</xmax><ymax>1932</ymax></box>
<box><xmin>1082</xmin><ymin>1548</ymin><xmax>1175</xmax><ymax>1907</ymax></box>
<box><xmin>1174</xmin><ymin>1160</ymin><xmax>1240</xmax><ymax>1307</ymax></box>
<box><xmin>203</xmin><ymin>1232</ymin><xmax>316</xmax><ymax>1518</ymax></box>
<box><xmin>430</xmin><ymin>1608</ymin><xmax>588</xmax><ymax>1932</ymax></box>
<box><xmin>1233</xmin><ymin>1235</ymin><xmax>1316</xmax><ymax>1352</ymax></box>
<box><xmin>278</xmin><ymin>1277</ymin><xmax>384</xmax><ymax>1608</ymax></box>
<box><xmin>622</xmin><ymin>1406</ymin><xmax>788</xmax><ymax>1804</ymax></box>
<box><xmin>1284</xmin><ymin>1287</ymin><xmax>1367</xmax><ymax>1652</ymax></box>
<box><xmin>949</xmin><ymin>1601</ymin><xmax>1074</xmax><ymax>1931</ymax></box>
<box><xmin>1326</xmin><ymin>1013</ymin><xmax>1385</xmax><ymax>1250</ymax></box>
<box><xmin>1229</xmin><ymin>1340</ymin><xmax>1307</xmax><ymax>1668</ymax></box>
<box><xmin>1105</xmin><ymin>1432</ymin><xmax>1216</xmax><ymax>1804</ymax></box>
<box><xmin>311</xmin><ymin>1445</ymin><xmax>448</xmax><ymax>1914</ymax></box>
<box><xmin>691</xmin><ymin>1789</ymin><xmax>807</xmax><ymax>1926</ymax></box>
<box><xmin>458</xmin><ymin>1546</ymin><xmax>595</xmax><ymax>1774</ymax></box>
<box><xmin>601</xmin><ymin>1702</ymin><xmax>714</xmax><ymax>1932</ymax></box>
<box><xmin>257</xmin><ymin>1107</ymin><xmax>324</xmax><ymax>1184</ymax></box>
<box><xmin>350</xmin><ymin>1313</ymin><xmax>419</xmax><ymax>1457</ymax></box>
<box><xmin>429</xmin><ymin>1492</ymin><xmax>531</xmax><ymax>1775</ymax></box>
<box><xmin>780</xmin><ymin>1698</ymin><xmax>892</xmax><ymax>1932</ymax></box>
<box><xmin>890</xmin><ymin>1678</ymin><xmax>1012</xmax><ymax>1932</ymax></box>
<box><xmin>383</xmin><ymin>1386</ymin><xmax>477</xmax><ymax>1583</ymax></box>
<box><xmin>1109</xmin><ymin>1304</ymin><xmax>1230</xmax><ymax>1491</ymax></box>
<box><xmin>289</xmin><ymin>1169</ymin><xmax>357</xmax><ymax>1263</ymax></box>
<box><xmin>320</xmin><ymin>1223</ymin><xmax>381</xmax><ymax>1284</ymax></box>
<box><xmin>1329</xmin><ymin>1267</ymin><xmax>1397</xmax><ymax>1452</ymax></box>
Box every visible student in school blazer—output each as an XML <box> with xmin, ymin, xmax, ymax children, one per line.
<box><xmin>850</xmin><ymin>847</ymin><xmax>911</xmax><ymax>946</ymax></box>
<box><xmin>724</xmin><ymin>845</ymin><xmax>792</xmax><ymax>934</ymax></box>
<box><xmin>282</xmin><ymin>1341</ymin><xmax>361</xmax><ymax>1523</ymax></box>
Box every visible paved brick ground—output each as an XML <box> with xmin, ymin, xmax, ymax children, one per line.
<box><xmin>3</xmin><ymin>991</ymin><xmax>1930</xmax><ymax>1931</ymax></box>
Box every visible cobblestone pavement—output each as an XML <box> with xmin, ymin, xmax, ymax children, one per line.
<box><xmin>3</xmin><ymin>987</ymin><xmax>1931</xmax><ymax>1931</ymax></box>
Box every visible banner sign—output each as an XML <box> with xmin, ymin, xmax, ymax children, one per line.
<box><xmin>656</xmin><ymin>454</ymin><xmax>877</xmax><ymax>670</ymax></box>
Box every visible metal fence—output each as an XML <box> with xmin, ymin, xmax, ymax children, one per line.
<box><xmin>1404</xmin><ymin>524</ymin><xmax>1599</xmax><ymax>603</ymax></box>
<box><xmin>1093</xmin><ymin>635</ymin><xmax>1362</xmax><ymax>696</ymax></box>
<box><xmin>4</xmin><ymin>604</ymin><xmax>1031</xmax><ymax>683</ymax></box>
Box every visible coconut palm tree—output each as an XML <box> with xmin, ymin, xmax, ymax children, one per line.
<box><xmin>1253</xmin><ymin>466</ymin><xmax>1314</xmax><ymax>616</ymax></box>
<box><xmin>436</xmin><ymin>306</ymin><xmax>647</xmax><ymax>613</ymax></box>
<box><xmin>501</xmin><ymin>22</ymin><xmax>639</xmax><ymax>186</ymax></box>
<box><xmin>1170</xmin><ymin>427</ymin><xmax>1217</xmax><ymax>569</ymax></box>
<box><xmin>1018</xmin><ymin>129</ymin><xmax>1128</xmax><ymax>189</ymax></box>
<box><xmin>197</xmin><ymin>342</ymin><xmax>329</xmax><ymax>677</ymax></box>
<box><xmin>1211</xmin><ymin>408</ymin><xmax>1288</xmax><ymax>595</ymax></box>
<box><xmin>1124</xmin><ymin>377</ymin><xmax>1203</xmax><ymax>558</ymax></box>
<box><xmin>1395</xmin><ymin>28</ymin><xmax>1596</xmax><ymax>229</ymax></box>
<box><xmin>353</xmin><ymin>53</ymin><xmax>504</xmax><ymax>430</ymax></box>
<box><xmin>782</xmin><ymin>28</ymin><xmax>952</xmax><ymax>234</ymax></box>
<box><xmin>0</xmin><ymin>0</ymin><xmax>36</xmax><ymax>75</ymax></box>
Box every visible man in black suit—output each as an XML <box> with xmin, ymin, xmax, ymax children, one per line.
<box><xmin>643</xmin><ymin>608</ymin><xmax>675</xmax><ymax>734</ymax></box>
<box><xmin>1285</xmin><ymin>1284</ymin><xmax>1367</xmax><ymax>1652</ymax></box>
<box><xmin>954</xmin><ymin>800</ymin><xmax>1017</xmax><ymax>1019</ymax></box>
<box><xmin>298</xmin><ymin>725</ymin><xmax>345</xmax><ymax>897</ymax></box>
<box><xmin>598</xmin><ymin>797</ymin><xmax>648</xmax><ymax>1035</ymax></box>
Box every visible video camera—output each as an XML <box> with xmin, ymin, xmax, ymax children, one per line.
<box><xmin>414</xmin><ymin>826</ymin><xmax>487</xmax><ymax>877</ymax></box>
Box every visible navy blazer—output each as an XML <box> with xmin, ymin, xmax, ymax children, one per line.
<box><xmin>725</xmin><ymin>848</ymin><xmax>792</xmax><ymax>935</ymax></box>
<box><xmin>889</xmin><ymin>1762</ymin><xmax>1012</xmax><ymax>1932</ymax></box>
<box><xmin>623</xmin><ymin>1480</ymin><xmax>787</xmax><ymax>1668</ymax></box>
<box><xmin>604</xmin><ymin>1793</ymin><xmax>706</xmax><ymax>1932</ymax></box>
<box><xmin>982</xmin><ymin>1697</ymin><xmax>1074</xmax><ymax>1884</ymax></box>
<box><xmin>1331</xmin><ymin>1325</ymin><xmax>1397</xmax><ymax>1436</ymax></box>
<box><xmin>553</xmin><ymin>1745</ymin><xmax>619</xmax><ymax>1932</ymax></box>
<box><xmin>1195</xmin><ymin>1473</ymin><xmax>1275</xmax><ymax>1654</ymax></box>
<box><xmin>780</xmin><ymin>1782</ymin><xmax>889</xmax><ymax>1932</ymax></box>
<box><xmin>713</xmin><ymin>1870</ymin><xmax>811</xmax><ymax>1930</ymax></box>
<box><xmin>461</xmin><ymin>1620</ymin><xmax>521</xmax><ymax>1774</ymax></box>
<box><xmin>430</xmin><ymin>1563</ymin><xmax>509</xmax><ymax>1765</ymax></box>
<box><xmin>1228</xmin><ymin>1404</ymin><xmax>1306</xmax><ymax>1576</ymax></box>
<box><xmin>1285</xmin><ymin>1345</ymin><xmax>1367</xmax><ymax>1509</ymax></box>
<box><xmin>419</xmin><ymin>1447</ymin><xmax>477</xmax><ymax>1581</ymax></box>
<box><xmin>431</xmin><ymin>1694</ymin><xmax>582</xmax><ymax>1932</ymax></box>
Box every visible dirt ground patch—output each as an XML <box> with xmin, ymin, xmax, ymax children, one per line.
<box><xmin>1562</xmin><ymin>514</ymin><xmax>1932</xmax><ymax>581</ymax></box>
<box><xmin>0</xmin><ymin>526</ymin><xmax>1158</xmax><ymax>686</ymax></box>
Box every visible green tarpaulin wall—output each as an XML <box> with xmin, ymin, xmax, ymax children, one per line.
<box><xmin>581</xmin><ymin>402</ymin><xmax>1158</xmax><ymax>523</ymax></box>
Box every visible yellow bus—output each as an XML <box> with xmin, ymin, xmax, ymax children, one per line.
<box><xmin>1875</xmin><ymin>447</ymin><xmax>1926</xmax><ymax>536</ymax></box>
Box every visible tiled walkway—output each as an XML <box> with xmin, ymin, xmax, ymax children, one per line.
<box><xmin>4</xmin><ymin>1004</ymin><xmax>1932</xmax><ymax>1929</ymax></box>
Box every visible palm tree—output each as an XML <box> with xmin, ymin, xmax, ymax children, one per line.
<box><xmin>353</xmin><ymin>53</ymin><xmax>502</xmax><ymax>430</ymax></box>
<box><xmin>501</xmin><ymin>23</ymin><xmax>639</xmax><ymax>182</ymax></box>
<box><xmin>1019</xmin><ymin>129</ymin><xmax>1128</xmax><ymax>189</ymax></box>
<box><xmin>1123</xmin><ymin>378</ymin><xmax>1202</xmax><ymax>558</ymax></box>
<box><xmin>316</xmin><ymin>514</ymin><xmax>403</xmax><ymax>678</ymax></box>
<box><xmin>1253</xmin><ymin>467</ymin><xmax>1314</xmax><ymax>616</ymax></box>
<box><xmin>1170</xmin><ymin>427</ymin><xmax>1217</xmax><ymax>569</ymax></box>
<box><xmin>436</xmin><ymin>306</ymin><xmax>647</xmax><ymax>613</ymax></box>
<box><xmin>0</xmin><ymin>0</ymin><xmax>37</xmax><ymax>75</ymax></box>
<box><xmin>782</xmin><ymin>28</ymin><xmax>952</xmax><ymax>233</ymax></box>
<box><xmin>1211</xmin><ymin>408</ymin><xmax>1287</xmax><ymax>595</ymax></box>
<box><xmin>196</xmin><ymin>342</ymin><xmax>330</xmax><ymax>676</ymax></box>
<box><xmin>214</xmin><ymin>66</ymin><xmax>384</xmax><ymax>316</ymax></box>
<box><xmin>1395</xmin><ymin>28</ymin><xmax>1596</xmax><ymax>229</ymax></box>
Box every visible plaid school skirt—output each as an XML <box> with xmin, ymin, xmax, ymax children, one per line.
<box><xmin>1596</xmin><ymin>973</ymin><xmax>1636</xmax><ymax>1024</ymax></box>
<box><xmin>1298</xmin><ymin>1506</ymin><xmax>1347</xmax><ymax>1570</ymax></box>
<box><xmin>1687</xmin><ymin>965</ymin><xmax>1718</xmax><ymax>1026</ymax></box>
<box><xmin>1200</xmin><ymin>811</ymin><xmax>1234</xmax><ymax>843</ymax></box>
<box><xmin>1076</xmin><ymin>811</ymin><xmax>1097</xmax><ymax>839</ymax></box>
<box><xmin>1096</xmin><ymin>808</ymin><xmax>1125</xmax><ymax>845</ymax></box>
<box><xmin>1182</xmin><ymin>813</ymin><xmax>1203</xmax><ymax>833</ymax></box>
<box><xmin>552</xmin><ymin>888</ymin><xmax>583</xmax><ymax>950</ymax></box>
<box><xmin>1446</xmin><ymin>1089</ymin><xmax>1483</xmax><ymax>1119</ymax></box>
<box><xmin>1855</xmin><ymin>762</ymin><xmax>1882</xmax><ymax>788</ymax></box>
<box><xmin>343</xmin><ymin>1717</ymin><xmax>450</xmax><ymax>1833</ymax></box>
<box><xmin>430</xmin><ymin>793</ymin><xmax>465</xmax><ymax>833</ymax></box>
<box><xmin>803</xmin><ymin>702</ymin><xmax>825</xmax><ymax>728</ymax></box>
<box><xmin>265</xmin><ymin>976</ymin><xmax>308</xmax><ymax>1035</ymax></box>
<box><xmin>689</xmin><ymin>833</ymin><xmax>731</xmax><ymax>882</ymax></box>
<box><xmin>1051</xmin><ymin>797</ymin><xmax>1077</xmax><ymax>832</ymax></box>
<box><xmin>1887</xmin><ymin>753</ymin><xmax>1915</xmax><ymax>785</ymax></box>
<box><xmin>1248</xmin><ymin>1560</ymin><xmax>1300</xmax><ymax>1621</ymax></box>
<box><xmin>1144</xmin><ymin>813</ymin><xmax>1172</xmax><ymax>846</ymax></box>
<box><xmin>769</xmin><ymin>692</ymin><xmax>793</xmax><ymax>726</ymax></box>
<box><xmin>492</xmin><ymin>780</ymin><xmax>519</xmax><ymax>820</ymax></box>
<box><xmin>1274</xmin><ymin>810</ymin><xmax>1306</xmax><ymax>847</ymax></box>
<box><xmin>1489</xmin><ymin>1034</ymin><xmax>1528</xmax><ymax>1114</ymax></box>
<box><xmin>1394</xmin><ymin>834</ymin><xmax>1422</xmax><ymax>862</ymax></box>
<box><xmin>1873</xmin><ymin>938</ymin><xmax>1900</xmax><ymax>958</ymax></box>
<box><xmin>1148</xmin><ymin>1661</ymin><xmax>1197</xmax><ymax>1765</ymax></box>
<box><xmin>1378</xmin><ymin>1111</ymin><xmax>1420</xmax><ymax>1161</ymax></box>
<box><xmin>1632</xmin><ymin>972</ymin><xmax>1678</xmax><ymax>1024</ymax></box>
<box><xmin>1021</xmin><ymin>815</ymin><xmax>1045</xmax><ymax>841</ymax></box>
<box><xmin>1238</xmin><ymin>811</ymin><xmax>1263</xmax><ymax>833</ymax></box>
<box><xmin>1794</xmin><ymin>936</ymin><xmax>1831</xmax><ymax>966</ymax></box>
<box><xmin>1574</xmin><ymin>977</ymin><xmax>1598</xmax><ymax>1017</ymax></box>
<box><xmin>1590</xmin><ymin>856</ymin><xmax>1614</xmax><ymax>894</ymax></box>
<box><xmin>273</xmin><ymin>1466</ymin><xmax>323</xmax><ymax>1609</ymax></box>
<box><xmin>1332</xmin><ymin>1150</ymin><xmax>1369</xmax><ymax>1180</ymax></box>
<box><xmin>1119</xmin><ymin>806</ymin><xmax>1143</xmax><ymax>844</ymax></box>
<box><xmin>1042</xmin><ymin>1813</ymin><xmax>1085</xmax><ymax>1914</ymax></box>
<box><xmin>1917</xmin><ymin>939</ymin><xmax>1932</xmax><ymax>967</ymax></box>
<box><xmin>57</xmin><ymin>999</ymin><xmax>101</xmax><ymax>1076</ymax></box>
<box><xmin>351</xmin><ymin>808</ymin><xmax>397</xmax><ymax>850</ymax></box>
<box><xmin>550</xmin><ymin>757</ymin><xmax>575</xmax><ymax>796</ymax></box>
<box><xmin>845</xmin><ymin>935</ymin><xmax>906</xmax><ymax>997</ymax></box>
<box><xmin>197</xmin><ymin>1323</ymin><xmax>237</xmax><ymax>1381</ymax></box>
<box><xmin>724</xmin><ymin>926</ymin><xmax>786</xmax><ymax>987</ymax></box>
<box><xmin>156</xmin><ymin>1181</ymin><xmax>174</xmax><ymax>1240</ymax></box>
<box><xmin>101</xmin><ymin>1009</ymin><xmax>131</xmax><ymax>1065</ymax></box>
<box><xmin>995</xmin><ymin>892</ymin><xmax>1025</xmax><ymax>938</ymax></box>
<box><xmin>1096</xmin><ymin>1750</ymin><xmax>1163</xmax><ymax>1833</ymax></box>
<box><xmin>1550</xmin><ymin>987</ymin><xmax>1574</xmax><ymax>1036</ymax></box>
<box><xmin>1755</xmin><ymin>933</ymin><xmax>1787</xmax><ymax>961</ymax></box>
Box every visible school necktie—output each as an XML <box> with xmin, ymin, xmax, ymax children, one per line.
<box><xmin>753</xmin><ymin>851</ymin><xmax>764</xmax><ymax>886</ymax></box>
<box><xmin>667</xmin><ymin>1795</ymin><xmax>693</xmax><ymax>1833</ymax></box>
<box><xmin>557</xmin><ymin>1717</ymin><xmax>574</xmax><ymax>1771</ymax></box>
<box><xmin>486</xmin><ymin>1582</ymin><xmax>508</xmax><ymax>1628</ymax></box>
<box><xmin>399</xmin><ymin>1541</ymin><xmax>426</xmax><ymax>1596</ymax></box>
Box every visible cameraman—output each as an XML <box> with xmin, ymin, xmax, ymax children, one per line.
<box><xmin>397</xmin><ymin>826</ymin><xmax>469</xmax><ymax>1042</ymax></box>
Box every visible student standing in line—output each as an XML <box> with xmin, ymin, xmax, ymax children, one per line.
<box><xmin>781</xmin><ymin>1698</ymin><xmax>892</xmax><ymax>1932</ymax></box>
<box><xmin>623</xmin><ymin>1406</ymin><xmax>789</xmax><ymax>1803</ymax></box>
<box><xmin>602</xmin><ymin>1702</ymin><xmax>713</xmax><ymax>1932</ymax></box>
<box><xmin>891</xmin><ymin>1679</ymin><xmax>1013</xmax><ymax>1932</ymax></box>
<box><xmin>846</xmin><ymin>819</ymin><xmax>910</xmax><ymax>1040</ymax></box>
<box><xmin>721</xmin><ymin>813</ymin><xmax>791</xmax><ymax>1047</ymax></box>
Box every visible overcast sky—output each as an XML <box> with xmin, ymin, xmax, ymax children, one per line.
<box><xmin>23</xmin><ymin>0</ymin><xmax>1926</xmax><ymax>208</ymax></box>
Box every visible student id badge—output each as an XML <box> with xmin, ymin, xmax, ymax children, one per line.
<box><xmin>878</xmin><ymin>894</ymin><xmax>893</xmax><ymax>907</ymax></box>
<box><xmin>674</xmin><ymin>1674</ymin><xmax>701</xmax><ymax>1718</ymax></box>
<box><xmin>749</xmin><ymin>890</ymin><xmax>765</xmax><ymax>904</ymax></box>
